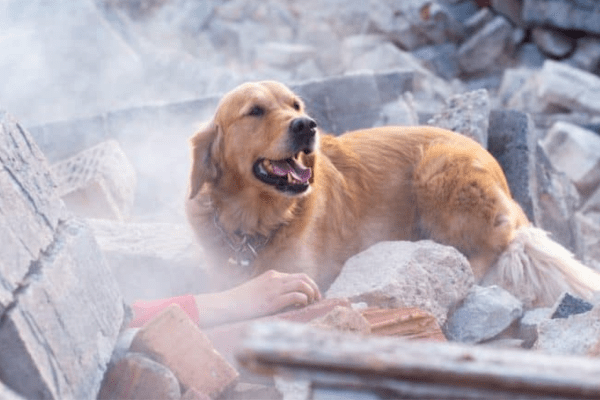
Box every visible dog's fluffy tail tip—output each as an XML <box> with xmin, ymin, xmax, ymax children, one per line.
<box><xmin>483</xmin><ymin>226</ymin><xmax>600</xmax><ymax>308</ymax></box>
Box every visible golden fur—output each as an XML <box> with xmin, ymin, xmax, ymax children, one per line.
<box><xmin>186</xmin><ymin>81</ymin><xmax>600</xmax><ymax>308</ymax></box>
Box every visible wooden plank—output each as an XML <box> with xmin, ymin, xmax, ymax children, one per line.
<box><xmin>237</xmin><ymin>321</ymin><xmax>600</xmax><ymax>399</ymax></box>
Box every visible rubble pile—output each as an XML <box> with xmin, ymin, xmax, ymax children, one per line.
<box><xmin>1</xmin><ymin>0</ymin><xmax>600</xmax><ymax>398</ymax></box>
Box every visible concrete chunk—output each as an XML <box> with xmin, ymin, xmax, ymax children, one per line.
<box><xmin>537</xmin><ymin>60</ymin><xmax>600</xmax><ymax>115</ymax></box>
<box><xmin>457</xmin><ymin>16</ymin><xmax>513</xmax><ymax>74</ymax></box>
<box><xmin>428</xmin><ymin>89</ymin><xmax>490</xmax><ymax>147</ymax></box>
<box><xmin>326</xmin><ymin>241</ymin><xmax>474</xmax><ymax>325</ymax></box>
<box><xmin>51</xmin><ymin>140</ymin><xmax>136</xmax><ymax>221</ymax></box>
<box><xmin>0</xmin><ymin>111</ymin><xmax>65</xmax><ymax>309</ymax></box>
<box><xmin>535</xmin><ymin>304</ymin><xmax>600</xmax><ymax>356</ymax></box>
<box><xmin>540</xmin><ymin>121</ymin><xmax>600</xmax><ymax>198</ymax></box>
<box><xmin>0</xmin><ymin>219</ymin><xmax>124</xmax><ymax>399</ymax></box>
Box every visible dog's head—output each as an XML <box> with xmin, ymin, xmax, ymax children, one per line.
<box><xmin>188</xmin><ymin>81</ymin><xmax>318</xmax><ymax>199</ymax></box>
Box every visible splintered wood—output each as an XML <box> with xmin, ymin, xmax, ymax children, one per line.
<box><xmin>238</xmin><ymin>321</ymin><xmax>600</xmax><ymax>400</ymax></box>
<box><xmin>361</xmin><ymin>307</ymin><xmax>446</xmax><ymax>341</ymax></box>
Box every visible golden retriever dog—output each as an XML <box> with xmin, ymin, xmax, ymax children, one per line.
<box><xmin>186</xmin><ymin>81</ymin><xmax>600</xmax><ymax>308</ymax></box>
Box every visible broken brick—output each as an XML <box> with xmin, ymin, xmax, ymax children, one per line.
<box><xmin>130</xmin><ymin>304</ymin><xmax>239</xmax><ymax>398</ymax></box>
<box><xmin>98</xmin><ymin>353</ymin><xmax>180</xmax><ymax>400</ymax></box>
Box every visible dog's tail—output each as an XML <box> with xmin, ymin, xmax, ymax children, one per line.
<box><xmin>482</xmin><ymin>226</ymin><xmax>600</xmax><ymax>308</ymax></box>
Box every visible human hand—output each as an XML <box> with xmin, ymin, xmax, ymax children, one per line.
<box><xmin>195</xmin><ymin>269</ymin><xmax>321</xmax><ymax>327</ymax></box>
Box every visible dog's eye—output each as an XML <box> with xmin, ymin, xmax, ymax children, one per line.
<box><xmin>248</xmin><ymin>105</ymin><xmax>265</xmax><ymax>117</ymax></box>
<box><xmin>292</xmin><ymin>101</ymin><xmax>301</xmax><ymax>111</ymax></box>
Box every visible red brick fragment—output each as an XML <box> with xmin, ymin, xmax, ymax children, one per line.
<box><xmin>130</xmin><ymin>304</ymin><xmax>239</xmax><ymax>398</ymax></box>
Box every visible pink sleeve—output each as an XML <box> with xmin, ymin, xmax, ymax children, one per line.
<box><xmin>129</xmin><ymin>295</ymin><xmax>200</xmax><ymax>328</ymax></box>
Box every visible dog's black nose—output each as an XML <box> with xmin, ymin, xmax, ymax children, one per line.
<box><xmin>290</xmin><ymin>117</ymin><xmax>317</xmax><ymax>153</ymax></box>
<box><xmin>290</xmin><ymin>117</ymin><xmax>317</xmax><ymax>137</ymax></box>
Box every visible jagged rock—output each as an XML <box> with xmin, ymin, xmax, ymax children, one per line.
<box><xmin>531</xmin><ymin>27</ymin><xmax>575</xmax><ymax>59</ymax></box>
<box><xmin>491</xmin><ymin>0</ymin><xmax>524</xmax><ymax>27</ymax></box>
<box><xmin>566</xmin><ymin>37</ymin><xmax>600</xmax><ymax>73</ymax></box>
<box><xmin>444</xmin><ymin>285</ymin><xmax>523</xmax><ymax>344</ymax></box>
<box><xmin>130</xmin><ymin>305</ymin><xmax>239</xmax><ymax>398</ymax></box>
<box><xmin>326</xmin><ymin>241</ymin><xmax>475</xmax><ymax>325</ymax></box>
<box><xmin>534</xmin><ymin>304</ymin><xmax>600</xmax><ymax>356</ymax></box>
<box><xmin>533</xmin><ymin>143</ymin><xmax>583</xmax><ymax>257</ymax></box>
<box><xmin>0</xmin><ymin>111</ymin><xmax>65</xmax><ymax>308</ymax></box>
<box><xmin>374</xmin><ymin>93</ymin><xmax>419</xmax><ymax>127</ymax></box>
<box><xmin>537</xmin><ymin>60</ymin><xmax>600</xmax><ymax>115</ymax></box>
<box><xmin>551</xmin><ymin>293</ymin><xmax>594</xmax><ymax>319</ymax></box>
<box><xmin>457</xmin><ymin>16</ymin><xmax>514</xmax><ymax>74</ymax></box>
<box><xmin>369</xmin><ymin>0</ymin><xmax>451</xmax><ymax>51</ymax></box>
<box><xmin>519</xmin><ymin>307</ymin><xmax>552</xmax><ymax>348</ymax></box>
<box><xmin>582</xmin><ymin>186</ymin><xmax>600</xmax><ymax>219</ymax></box>
<box><xmin>413</xmin><ymin>43</ymin><xmax>460</xmax><ymax>80</ymax></box>
<box><xmin>577</xmin><ymin>212</ymin><xmax>600</xmax><ymax>272</ymax></box>
<box><xmin>51</xmin><ymin>140</ymin><xmax>137</xmax><ymax>221</ymax></box>
<box><xmin>496</xmin><ymin>67</ymin><xmax>536</xmax><ymax>107</ymax></box>
<box><xmin>428</xmin><ymin>89</ymin><xmax>490</xmax><ymax>147</ymax></box>
<box><xmin>98</xmin><ymin>353</ymin><xmax>181</xmax><ymax>400</ymax></box>
<box><xmin>540</xmin><ymin>121</ymin><xmax>600</xmax><ymax>199</ymax></box>
<box><xmin>522</xmin><ymin>0</ymin><xmax>600</xmax><ymax>36</ymax></box>
<box><xmin>0</xmin><ymin>111</ymin><xmax>124</xmax><ymax>399</ymax></box>
<box><xmin>87</xmin><ymin>219</ymin><xmax>205</xmax><ymax>303</ymax></box>
<box><xmin>462</xmin><ymin>7</ymin><xmax>495</xmax><ymax>35</ymax></box>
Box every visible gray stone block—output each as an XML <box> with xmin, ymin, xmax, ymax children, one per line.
<box><xmin>291</xmin><ymin>70</ymin><xmax>413</xmax><ymax>135</ymax></box>
<box><xmin>488</xmin><ymin>110</ymin><xmax>536</xmax><ymax>220</ymax></box>
<box><xmin>457</xmin><ymin>16</ymin><xmax>514</xmax><ymax>74</ymax></box>
<box><xmin>0</xmin><ymin>219</ymin><xmax>124</xmax><ymax>399</ymax></box>
<box><xmin>537</xmin><ymin>60</ymin><xmax>600</xmax><ymax>115</ymax></box>
<box><xmin>0</xmin><ymin>111</ymin><xmax>65</xmax><ymax>311</ymax></box>
<box><xmin>488</xmin><ymin>110</ymin><xmax>584</xmax><ymax>256</ymax></box>
<box><xmin>540</xmin><ymin>121</ymin><xmax>600</xmax><ymax>199</ymax></box>
<box><xmin>51</xmin><ymin>140</ymin><xmax>137</xmax><ymax>221</ymax></box>
<box><xmin>444</xmin><ymin>285</ymin><xmax>523</xmax><ymax>344</ymax></box>
<box><xmin>0</xmin><ymin>110</ymin><xmax>123</xmax><ymax>399</ymax></box>
<box><xmin>523</xmin><ymin>0</ymin><xmax>600</xmax><ymax>36</ymax></box>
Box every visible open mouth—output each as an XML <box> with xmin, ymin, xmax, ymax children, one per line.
<box><xmin>253</xmin><ymin>151</ymin><xmax>312</xmax><ymax>194</ymax></box>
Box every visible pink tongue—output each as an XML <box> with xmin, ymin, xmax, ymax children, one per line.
<box><xmin>271</xmin><ymin>159</ymin><xmax>311</xmax><ymax>183</ymax></box>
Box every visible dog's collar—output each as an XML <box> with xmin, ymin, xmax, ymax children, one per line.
<box><xmin>212</xmin><ymin>212</ymin><xmax>273</xmax><ymax>268</ymax></box>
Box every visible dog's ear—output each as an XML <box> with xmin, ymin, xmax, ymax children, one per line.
<box><xmin>188</xmin><ymin>121</ymin><xmax>221</xmax><ymax>199</ymax></box>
